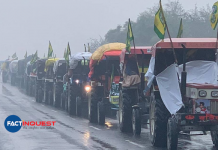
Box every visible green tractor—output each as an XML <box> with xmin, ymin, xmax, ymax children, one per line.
<box><xmin>35</xmin><ymin>58</ymin><xmax>47</xmax><ymax>103</ymax></box>
<box><xmin>68</xmin><ymin>52</ymin><xmax>92</xmax><ymax>116</ymax></box>
<box><xmin>43</xmin><ymin>58</ymin><xmax>59</xmax><ymax>105</ymax></box>
<box><xmin>53</xmin><ymin>59</ymin><xmax>66</xmax><ymax>108</ymax></box>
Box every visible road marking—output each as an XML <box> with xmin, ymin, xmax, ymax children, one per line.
<box><xmin>89</xmin><ymin>126</ymin><xmax>101</xmax><ymax>131</ymax></box>
<box><xmin>51</xmin><ymin>110</ymin><xmax>57</xmax><ymax>112</ymax></box>
<box><xmin>41</xmin><ymin>104</ymin><xmax>45</xmax><ymax>107</ymax></box>
<box><xmin>125</xmin><ymin>140</ymin><xmax>144</xmax><ymax>148</ymax></box>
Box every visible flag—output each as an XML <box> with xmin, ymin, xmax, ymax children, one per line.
<box><xmin>12</xmin><ymin>53</ymin><xmax>17</xmax><ymax>59</ymax></box>
<box><xmin>126</xmin><ymin>18</ymin><xmax>134</xmax><ymax>53</ymax></box>
<box><xmin>65</xmin><ymin>48</ymin><xmax>70</xmax><ymax>65</ymax></box>
<box><xmin>31</xmin><ymin>51</ymin><xmax>38</xmax><ymax>64</ymax></box>
<box><xmin>177</xmin><ymin>18</ymin><xmax>183</xmax><ymax>38</ymax></box>
<box><xmin>67</xmin><ymin>42</ymin><xmax>71</xmax><ymax>56</ymax></box>
<box><xmin>88</xmin><ymin>43</ymin><xmax>91</xmax><ymax>52</ymax></box>
<box><xmin>48</xmin><ymin>41</ymin><xmax>53</xmax><ymax>58</ymax></box>
<box><xmin>210</xmin><ymin>2</ymin><xmax>218</xmax><ymax>30</ymax></box>
<box><xmin>24</xmin><ymin>51</ymin><xmax>27</xmax><ymax>58</ymax></box>
<box><xmin>154</xmin><ymin>0</ymin><xmax>166</xmax><ymax>39</ymax></box>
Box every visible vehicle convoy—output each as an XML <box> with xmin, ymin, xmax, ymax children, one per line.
<box><xmin>35</xmin><ymin>58</ymin><xmax>47</xmax><ymax>103</ymax></box>
<box><xmin>9</xmin><ymin>60</ymin><xmax>18</xmax><ymax>86</ymax></box>
<box><xmin>147</xmin><ymin>38</ymin><xmax>218</xmax><ymax>150</ymax></box>
<box><xmin>119</xmin><ymin>47</ymin><xmax>152</xmax><ymax>135</ymax></box>
<box><xmin>52</xmin><ymin>59</ymin><xmax>66</xmax><ymax>107</ymax></box>
<box><xmin>43</xmin><ymin>58</ymin><xmax>59</xmax><ymax>105</ymax></box>
<box><xmin>88</xmin><ymin>43</ymin><xmax>126</xmax><ymax>125</ymax></box>
<box><xmin>1</xmin><ymin>60</ymin><xmax>11</xmax><ymax>83</ymax></box>
<box><xmin>68</xmin><ymin>52</ymin><xmax>92</xmax><ymax>116</ymax></box>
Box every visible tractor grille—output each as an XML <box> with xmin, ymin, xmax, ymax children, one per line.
<box><xmin>210</xmin><ymin>101</ymin><xmax>218</xmax><ymax>114</ymax></box>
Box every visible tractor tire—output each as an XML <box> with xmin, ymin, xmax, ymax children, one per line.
<box><xmin>97</xmin><ymin>101</ymin><xmax>105</xmax><ymax>125</ymax></box>
<box><xmin>68</xmin><ymin>84</ymin><xmax>76</xmax><ymax>115</ymax></box>
<box><xmin>44</xmin><ymin>82</ymin><xmax>49</xmax><ymax>104</ymax></box>
<box><xmin>167</xmin><ymin>117</ymin><xmax>178</xmax><ymax>150</ymax></box>
<box><xmin>53</xmin><ymin>83</ymin><xmax>62</xmax><ymax>108</ymax></box>
<box><xmin>132</xmin><ymin>109</ymin><xmax>141</xmax><ymax>135</ymax></box>
<box><xmin>76</xmin><ymin>96</ymin><xmax>82</xmax><ymax>116</ymax></box>
<box><xmin>89</xmin><ymin>87</ymin><xmax>98</xmax><ymax>123</ymax></box>
<box><xmin>150</xmin><ymin>98</ymin><xmax>170</xmax><ymax>147</ymax></box>
<box><xmin>211</xmin><ymin>131</ymin><xmax>218</xmax><ymax>148</ymax></box>
<box><xmin>119</xmin><ymin>90</ymin><xmax>132</xmax><ymax>133</ymax></box>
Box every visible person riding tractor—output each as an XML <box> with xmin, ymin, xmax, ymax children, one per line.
<box><xmin>35</xmin><ymin>58</ymin><xmax>47</xmax><ymax>103</ymax></box>
<box><xmin>68</xmin><ymin>52</ymin><xmax>92</xmax><ymax>116</ymax></box>
<box><xmin>43</xmin><ymin>58</ymin><xmax>59</xmax><ymax>105</ymax></box>
<box><xmin>9</xmin><ymin>60</ymin><xmax>18</xmax><ymax>86</ymax></box>
<box><xmin>1</xmin><ymin>60</ymin><xmax>11</xmax><ymax>83</ymax></box>
<box><xmin>52</xmin><ymin>59</ymin><xmax>66</xmax><ymax>107</ymax></box>
<box><xmin>118</xmin><ymin>47</ymin><xmax>152</xmax><ymax>135</ymax></box>
<box><xmin>88</xmin><ymin>43</ymin><xmax>126</xmax><ymax>125</ymax></box>
<box><xmin>147</xmin><ymin>38</ymin><xmax>218</xmax><ymax>150</ymax></box>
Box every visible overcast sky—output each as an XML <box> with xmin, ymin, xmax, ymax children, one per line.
<box><xmin>0</xmin><ymin>0</ymin><xmax>216</xmax><ymax>60</ymax></box>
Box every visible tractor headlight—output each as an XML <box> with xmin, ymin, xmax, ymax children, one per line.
<box><xmin>199</xmin><ymin>90</ymin><xmax>207</xmax><ymax>97</ymax></box>
<box><xmin>85</xmin><ymin>85</ymin><xmax>91</xmax><ymax>92</ymax></box>
<box><xmin>75</xmin><ymin>79</ymin><xmax>79</xmax><ymax>84</ymax></box>
<box><xmin>211</xmin><ymin>91</ymin><xmax>218</xmax><ymax>97</ymax></box>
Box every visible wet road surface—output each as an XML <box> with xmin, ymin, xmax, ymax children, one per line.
<box><xmin>0</xmin><ymin>80</ymin><xmax>217</xmax><ymax>150</ymax></box>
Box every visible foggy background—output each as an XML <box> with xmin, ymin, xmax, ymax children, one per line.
<box><xmin>0</xmin><ymin>0</ymin><xmax>215</xmax><ymax>60</ymax></box>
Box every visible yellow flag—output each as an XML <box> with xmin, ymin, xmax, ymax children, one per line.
<box><xmin>210</xmin><ymin>2</ymin><xmax>218</xmax><ymax>30</ymax></box>
<box><xmin>154</xmin><ymin>0</ymin><xmax>166</xmax><ymax>39</ymax></box>
<box><xmin>126</xmin><ymin>19</ymin><xmax>134</xmax><ymax>53</ymax></box>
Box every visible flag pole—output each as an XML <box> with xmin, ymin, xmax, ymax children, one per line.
<box><xmin>129</xmin><ymin>18</ymin><xmax>136</xmax><ymax>54</ymax></box>
<box><xmin>159</xmin><ymin>1</ymin><xmax>178</xmax><ymax>64</ymax></box>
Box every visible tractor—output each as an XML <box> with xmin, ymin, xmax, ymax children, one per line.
<box><xmin>88</xmin><ymin>43</ymin><xmax>126</xmax><ymax>125</ymax></box>
<box><xmin>53</xmin><ymin>59</ymin><xmax>66</xmax><ymax>107</ymax></box>
<box><xmin>118</xmin><ymin>47</ymin><xmax>152</xmax><ymax>135</ymax></box>
<box><xmin>147</xmin><ymin>38</ymin><xmax>218</xmax><ymax>150</ymax></box>
<box><xmin>35</xmin><ymin>58</ymin><xmax>47</xmax><ymax>103</ymax></box>
<box><xmin>68</xmin><ymin>52</ymin><xmax>92</xmax><ymax>116</ymax></box>
<box><xmin>28</xmin><ymin>61</ymin><xmax>37</xmax><ymax>97</ymax></box>
<box><xmin>43</xmin><ymin>58</ymin><xmax>59</xmax><ymax>105</ymax></box>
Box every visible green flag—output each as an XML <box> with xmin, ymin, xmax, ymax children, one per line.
<box><xmin>31</xmin><ymin>51</ymin><xmax>38</xmax><ymax>64</ymax></box>
<box><xmin>48</xmin><ymin>41</ymin><xmax>53</xmax><ymax>58</ymax></box>
<box><xmin>177</xmin><ymin>18</ymin><xmax>183</xmax><ymax>38</ymax></box>
<box><xmin>154</xmin><ymin>0</ymin><xmax>166</xmax><ymax>39</ymax></box>
<box><xmin>210</xmin><ymin>1</ymin><xmax>218</xmax><ymax>30</ymax></box>
<box><xmin>12</xmin><ymin>53</ymin><xmax>17</xmax><ymax>59</ymax></box>
<box><xmin>67</xmin><ymin>42</ymin><xmax>71</xmax><ymax>56</ymax></box>
<box><xmin>126</xmin><ymin>18</ymin><xmax>134</xmax><ymax>53</ymax></box>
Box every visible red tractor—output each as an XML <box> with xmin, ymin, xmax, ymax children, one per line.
<box><xmin>148</xmin><ymin>38</ymin><xmax>218</xmax><ymax>150</ymax></box>
<box><xmin>119</xmin><ymin>47</ymin><xmax>152</xmax><ymax>135</ymax></box>
<box><xmin>88</xmin><ymin>43</ymin><xmax>126</xmax><ymax>125</ymax></box>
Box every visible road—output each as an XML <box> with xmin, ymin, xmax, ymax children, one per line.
<box><xmin>0</xmin><ymin>80</ymin><xmax>217</xmax><ymax>150</ymax></box>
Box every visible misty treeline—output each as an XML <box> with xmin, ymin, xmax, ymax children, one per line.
<box><xmin>89</xmin><ymin>1</ymin><xmax>215</xmax><ymax>52</ymax></box>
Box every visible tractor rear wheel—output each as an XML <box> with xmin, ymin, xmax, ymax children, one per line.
<box><xmin>150</xmin><ymin>98</ymin><xmax>170</xmax><ymax>147</ymax></box>
<box><xmin>167</xmin><ymin>117</ymin><xmax>178</xmax><ymax>150</ymax></box>
<box><xmin>97</xmin><ymin>101</ymin><xmax>105</xmax><ymax>125</ymax></box>
<box><xmin>68</xmin><ymin>84</ymin><xmax>76</xmax><ymax>115</ymax></box>
<box><xmin>53</xmin><ymin>83</ymin><xmax>62</xmax><ymax>108</ymax></box>
<box><xmin>89</xmin><ymin>87</ymin><xmax>98</xmax><ymax>123</ymax></box>
<box><xmin>119</xmin><ymin>90</ymin><xmax>132</xmax><ymax>133</ymax></box>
